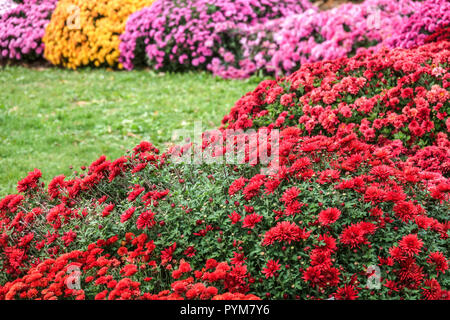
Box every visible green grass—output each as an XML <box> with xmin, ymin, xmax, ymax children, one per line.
<box><xmin>0</xmin><ymin>66</ymin><xmax>264</xmax><ymax>197</ymax></box>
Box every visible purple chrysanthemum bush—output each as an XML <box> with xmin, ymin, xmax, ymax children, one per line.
<box><xmin>0</xmin><ymin>0</ymin><xmax>57</xmax><ymax>62</ymax></box>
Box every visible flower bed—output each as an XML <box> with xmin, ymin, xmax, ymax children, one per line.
<box><xmin>43</xmin><ymin>0</ymin><xmax>154</xmax><ymax>69</ymax></box>
<box><xmin>0</xmin><ymin>38</ymin><xmax>448</xmax><ymax>300</ymax></box>
<box><xmin>0</xmin><ymin>0</ymin><xmax>57</xmax><ymax>62</ymax></box>
<box><xmin>1</xmin><ymin>0</ymin><xmax>448</xmax><ymax>77</ymax></box>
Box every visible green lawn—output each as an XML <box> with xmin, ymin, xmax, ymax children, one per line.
<box><xmin>0</xmin><ymin>66</ymin><xmax>264</xmax><ymax>196</ymax></box>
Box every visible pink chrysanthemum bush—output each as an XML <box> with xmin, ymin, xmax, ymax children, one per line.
<box><xmin>0</xmin><ymin>0</ymin><xmax>57</xmax><ymax>62</ymax></box>
<box><xmin>118</xmin><ymin>0</ymin><xmax>314</xmax><ymax>71</ymax></box>
<box><xmin>0</xmin><ymin>39</ymin><xmax>449</xmax><ymax>300</ymax></box>
<box><xmin>209</xmin><ymin>0</ymin><xmax>450</xmax><ymax>78</ymax></box>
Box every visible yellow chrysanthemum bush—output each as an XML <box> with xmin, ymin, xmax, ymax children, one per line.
<box><xmin>43</xmin><ymin>0</ymin><xmax>154</xmax><ymax>69</ymax></box>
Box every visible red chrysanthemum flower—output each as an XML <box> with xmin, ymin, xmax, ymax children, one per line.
<box><xmin>262</xmin><ymin>259</ymin><xmax>280</xmax><ymax>278</ymax></box>
<box><xmin>398</xmin><ymin>234</ymin><xmax>423</xmax><ymax>257</ymax></box>
<box><xmin>318</xmin><ymin>208</ymin><xmax>341</xmax><ymax>226</ymax></box>
<box><xmin>61</xmin><ymin>230</ymin><xmax>77</xmax><ymax>246</ymax></box>
<box><xmin>284</xmin><ymin>200</ymin><xmax>303</xmax><ymax>217</ymax></box>
<box><xmin>17</xmin><ymin>168</ymin><xmax>42</xmax><ymax>193</ymax></box>
<box><xmin>102</xmin><ymin>203</ymin><xmax>115</xmax><ymax>217</ymax></box>
<box><xmin>340</xmin><ymin>221</ymin><xmax>376</xmax><ymax>249</ymax></box>
<box><xmin>161</xmin><ymin>243</ymin><xmax>177</xmax><ymax>265</ymax></box>
<box><xmin>280</xmin><ymin>187</ymin><xmax>301</xmax><ymax>206</ymax></box>
<box><xmin>370</xmin><ymin>165</ymin><xmax>394</xmax><ymax>180</ymax></box>
<box><xmin>242</xmin><ymin>213</ymin><xmax>263</xmax><ymax>229</ymax></box>
<box><xmin>310</xmin><ymin>249</ymin><xmax>332</xmax><ymax>269</ymax></box>
<box><xmin>120</xmin><ymin>264</ymin><xmax>138</xmax><ymax>277</ymax></box>
<box><xmin>228</xmin><ymin>211</ymin><xmax>241</xmax><ymax>224</ymax></box>
<box><xmin>363</xmin><ymin>186</ymin><xmax>385</xmax><ymax>203</ymax></box>
<box><xmin>120</xmin><ymin>207</ymin><xmax>136</xmax><ymax>223</ymax></box>
<box><xmin>339</xmin><ymin>224</ymin><xmax>365</xmax><ymax>248</ymax></box>
<box><xmin>335</xmin><ymin>284</ymin><xmax>359</xmax><ymax>300</ymax></box>
<box><xmin>172</xmin><ymin>261</ymin><xmax>192</xmax><ymax>279</ymax></box>
<box><xmin>262</xmin><ymin>221</ymin><xmax>310</xmax><ymax>246</ymax></box>
<box><xmin>303</xmin><ymin>265</ymin><xmax>340</xmax><ymax>288</ymax></box>
<box><xmin>117</xmin><ymin>247</ymin><xmax>128</xmax><ymax>256</ymax></box>
<box><xmin>421</xmin><ymin>279</ymin><xmax>444</xmax><ymax>300</ymax></box>
<box><xmin>127</xmin><ymin>184</ymin><xmax>145</xmax><ymax>202</ymax></box>
<box><xmin>317</xmin><ymin>234</ymin><xmax>337</xmax><ymax>253</ymax></box>
<box><xmin>205</xmin><ymin>259</ymin><xmax>218</xmax><ymax>270</ymax></box>
<box><xmin>48</xmin><ymin>175</ymin><xmax>66</xmax><ymax>199</ymax></box>
<box><xmin>242</xmin><ymin>175</ymin><xmax>265</xmax><ymax>200</ymax></box>
<box><xmin>230</xmin><ymin>251</ymin><xmax>247</xmax><ymax>266</ymax></box>
<box><xmin>136</xmin><ymin>210</ymin><xmax>156</xmax><ymax>230</ymax></box>
<box><xmin>426</xmin><ymin>252</ymin><xmax>448</xmax><ymax>274</ymax></box>
<box><xmin>184</xmin><ymin>246</ymin><xmax>196</xmax><ymax>258</ymax></box>
<box><xmin>228</xmin><ymin>177</ymin><xmax>247</xmax><ymax>196</ymax></box>
<box><xmin>393</xmin><ymin>201</ymin><xmax>418</xmax><ymax>223</ymax></box>
<box><xmin>389</xmin><ymin>245</ymin><xmax>407</xmax><ymax>262</ymax></box>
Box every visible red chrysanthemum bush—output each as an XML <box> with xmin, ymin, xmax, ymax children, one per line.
<box><xmin>221</xmin><ymin>40</ymin><xmax>450</xmax><ymax>162</ymax></box>
<box><xmin>0</xmin><ymin>39</ymin><xmax>449</xmax><ymax>300</ymax></box>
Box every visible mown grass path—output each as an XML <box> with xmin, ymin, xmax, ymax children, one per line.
<box><xmin>0</xmin><ymin>66</ymin><xmax>264</xmax><ymax>196</ymax></box>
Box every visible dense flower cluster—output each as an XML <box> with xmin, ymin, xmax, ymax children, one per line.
<box><xmin>118</xmin><ymin>0</ymin><xmax>313</xmax><ymax>70</ymax></box>
<box><xmin>1</xmin><ymin>37</ymin><xmax>449</xmax><ymax>300</ymax></box>
<box><xmin>43</xmin><ymin>0</ymin><xmax>154</xmax><ymax>69</ymax></box>
<box><xmin>0</xmin><ymin>0</ymin><xmax>57</xmax><ymax>61</ymax></box>
<box><xmin>384</xmin><ymin>0</ymin><xmax>450</xmax><ymax>49</ymax></box>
